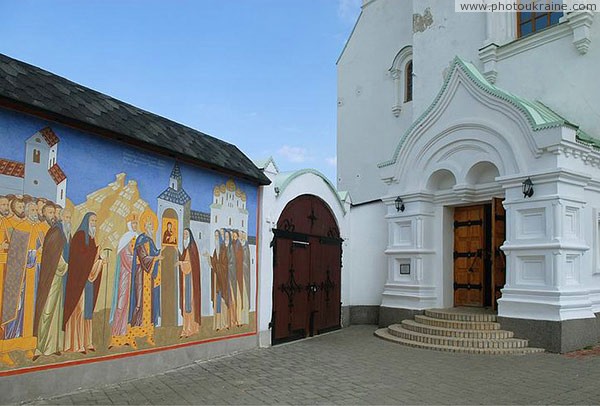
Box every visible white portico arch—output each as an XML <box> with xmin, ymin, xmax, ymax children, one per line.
<box><xmin>377</xmin><ymin>57</ymin><xmax>600</xmax><ymax>351</ymax></box>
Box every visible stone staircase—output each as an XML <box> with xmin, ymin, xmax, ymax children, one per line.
<box><xmin>375</xmin><ymin>308</ymin><xmax>545</xmax><ymax>355</ymax></box>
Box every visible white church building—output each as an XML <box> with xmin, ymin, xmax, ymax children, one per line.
<box><xmin>0</xmin><ymin>127</ymin><xmax>67</xmax><ymax>207</ymax></box>
<box><xmin>335</xmin><ymin>0</ymin><xmax>600</xmax><ymax>353</ymax></box>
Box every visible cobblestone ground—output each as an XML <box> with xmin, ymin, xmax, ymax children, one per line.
<box><xmin>26</xmin><ymin>325</ymin><xmax>600</xmax><ymax>405</ymax></box>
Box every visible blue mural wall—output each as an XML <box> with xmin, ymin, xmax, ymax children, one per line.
<box><xmin>0</xmin><ymin>107</ymin><xmax>258</xmax><ymax>372</ymax></box>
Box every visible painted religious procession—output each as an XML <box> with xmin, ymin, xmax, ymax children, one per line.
<box><xmin>0</xmin><ymin>125</ymin><xmax>257</xmax><ymax>370</ymax></box>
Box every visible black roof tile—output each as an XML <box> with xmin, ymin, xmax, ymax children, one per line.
<box><xmin>0</xmin><ymin>53</ymin><xmax>270</xmax><ymax>185</ymax></box>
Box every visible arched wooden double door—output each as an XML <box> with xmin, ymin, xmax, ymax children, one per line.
<box><xmin>271</xmin><ymin>195</ymin><xmax>342</xmax><ymax>344</ymax></box>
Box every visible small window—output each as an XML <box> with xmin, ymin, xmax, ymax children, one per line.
<box><xmin>228</xmin><ymin>217</ymin><xmax>232</xmax><ymax>226</ymax></box>
<box><xmin>60</xmin><ymin>189</ymin><xmax>64</xmax><ymax>199</ymax></box>
<box><xmin>517</xmin><ymin>3</ymin><xmax>562</xmax><ymax>38</ymax></box>
<box><xmin>33</xmin><ymin>149</ymin><xmax>41</xmax><ymax>163</ymax></box>
<box><xmin>242</xmin><ymin>220</ymin><xmax>244</xmax><ymax>228</ymax></box>
<box><xmin>405</xmin><ymin>61</ymin><xmax>413</xmax><ymax>103</ymax></box>
<box><xmin>215</xmin><ymin>215</ymin><xmax>218</xmax><ymax>223</ymax></box>
<box><xmin>198</xmin><ymin>232</ymin><xmax>202</xmax><ymax>240</ymax></box>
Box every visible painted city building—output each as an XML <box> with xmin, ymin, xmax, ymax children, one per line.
<box><xmin>0</xmin><ymin>53</ymin><xmax>269</xmax><ymax>402</ymax></box>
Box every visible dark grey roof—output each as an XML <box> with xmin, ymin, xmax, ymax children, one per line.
<box><xmin>0</xmin><ymin>53</ymin><xmax>270</xmax><ymax>185</ymax></box>
<box><xmin>170</xmin><ymin>163</ymin><xmax>182</xmax><ymax>180</ymax></box>
<box><xmin>158</xmin><ymin>187</ymin><xmax>191</xmax><ymax>205</ymax></box>
<box><xmin>191</xmin><ymin>210</ymin><xmax>210</xmax><ymax>223</ymax></box>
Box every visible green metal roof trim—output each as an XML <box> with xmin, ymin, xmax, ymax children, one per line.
<box><xmin>576</xmin><ymin>128</ymin><xmax>600</xmax><ymax>150</ymax></box>
<box><xmin>378</xmin><ymin>56</ymin><xmax>594</xmax><ymax>168</ymax></box>
<box><xmin>253</xmin><ymin>156</ymin><xmax>280</xmax><ymax>172</ymax></box>
<box><xmin>275</xmin><ymin>169</ymin><xmax>346</xmax><ymax>214</ymax></box>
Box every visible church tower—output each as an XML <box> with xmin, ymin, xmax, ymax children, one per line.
<box><xmin>169</xmin><ymin>163</ymin><xmax>182</xmax><ymax>190</ymax></box>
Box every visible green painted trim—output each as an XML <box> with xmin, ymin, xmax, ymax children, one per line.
<box><xmin>253</xmin><ymin>156</ymin><xmax>279</xmax><ymax>172</ymax></box>
<box><xmin>378</xmin><ymin>56</ymin><xmax>589</xmax><ymax>169</ymax></box>
<box><xmin>275</xmin><ymin>169</ymin><xmax>346</xmax><ymax>214</ymax></box>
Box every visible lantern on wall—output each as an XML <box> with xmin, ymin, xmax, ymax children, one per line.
<box><xmin>522</xmin><ymin>177</ymin><xmax>534</xmax><ymax>198</ymax></box>
<box><xmin>395</xmin><ymin>196</ymin><xmax>405</xmax><ymax>212</ymax></box>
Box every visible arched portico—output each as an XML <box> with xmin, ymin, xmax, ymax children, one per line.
<box><xmin>377</xmin><ymin>57</ymin><xmax>598</xmax><ymax>352</ymax></box>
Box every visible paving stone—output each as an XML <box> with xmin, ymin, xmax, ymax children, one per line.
<box><xmin>22</xmin><ymin>325</ymin><xmax>600</xmax><ymax>405</ymax></box>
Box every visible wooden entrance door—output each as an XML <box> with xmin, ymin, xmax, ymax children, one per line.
<box><xmin>454</xmin><ymin>205</ymin><xmax>485</xmax><ymax>307</ymax></box>
<box><xmin>491</xmin><ymin>197</ymin><xmax>506</xmax><ymax>310</ymax></box>
<box><xmin>272</xmin><ymin>195</ymin><xmax>342</xmax><ymax>344</ymax></box>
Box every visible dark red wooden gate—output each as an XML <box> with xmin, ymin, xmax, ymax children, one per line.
<box><xmin>271</xmin><ymin>195</ymin><xmax>342</xmax><ymax>344</ymax></box>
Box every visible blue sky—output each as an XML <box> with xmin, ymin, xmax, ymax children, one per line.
<box><xmin>0</xmin><ymin>0</ymin><xmax>362</xmax><ymax>184</ymax></box>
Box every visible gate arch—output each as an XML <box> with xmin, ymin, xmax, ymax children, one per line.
<box><xmin>271</xmin><ymin>194</ymin><xmax>342</xmax><ymax>344</ymax></box>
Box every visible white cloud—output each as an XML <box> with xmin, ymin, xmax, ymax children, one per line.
<box><xmin>338</xmin><ymin>0</ymin><xmax>361</xmax><ymax>23</ymax></box>
<box><xmin>326</xmin><ymin>156</ymin><xmax>337</xmax><ymax>167</ymax></box>
<box><xmin>278</xmin><ymin>145</ymin><xmax>309</xmax><ymax>163</ymax></box>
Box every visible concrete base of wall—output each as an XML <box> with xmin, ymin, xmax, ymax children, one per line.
<box><xmin>3</xmin><ymin>334</ymin><xmax>258</xmax><ymax>404</ymax></box>
<box><xmin>498</xmin><ymin>314</ymin><xmax>600</xmax><ymax>354</ymax></box>
<box><xmin>341</xmin><ymin>305</ymin><xmax>351</xmax><ymax>327</ymax></box>
<box><xmin>348</xmin><ymin>305</ymin><xmax>379</xmax><ymax>325</ymax></box>
<box><xmin>258</xmin><ymin>329</ymin><xmax>271</xmax><ymax>348</ymax></box>
<box><xmin>379</xmin><ymin>307</ymin><xmax>424</xmax><ymax>327</ymax></box>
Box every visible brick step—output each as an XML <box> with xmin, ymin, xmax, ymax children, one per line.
<box><xmin>415</xmin><ymin>315</ymin><xmax>500</xmax><ymax>330</ymax></box>
<box><xmin>387</xmin><ymin>325</ymin><xmax>528</xmax><ymax>349</ymax></box>
<box><xmin>374</xmin><ymin>328</ymin><xmax>545</xmax><ymax>355</ymax></box>
<box><xmin>401</xmin><ymin>319</ymin><xmax>514</xmax><ymax>339</ymax></box>
<box><xmin>424</xmin><ymin>308</ymin><xmax>497</xmax><ymax>322</ymax></box>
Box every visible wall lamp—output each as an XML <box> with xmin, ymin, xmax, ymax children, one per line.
<box><xmin>395</xmin><ymin>196</ymin><xmax>405</xmax><ymax>212</ymax></box>
<box><xmin>522</xmin><ymin>177</ymin><xmax>534</xmax><ymax>198</ymax></box>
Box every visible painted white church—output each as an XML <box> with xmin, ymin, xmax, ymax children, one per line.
<box><xmin>325</xmin><ymin>0</ymin><xmax>600</xmax><ymax>353</ymax></box>
<box><xmin>0</xmin><ymin>127</ymin><xmax>67</xmax><ymax>207</ymax></box>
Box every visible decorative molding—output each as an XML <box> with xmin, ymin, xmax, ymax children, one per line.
<box><xmin>478</xmin><ymin>43</ymin><xmax>498</xmax><ymax>84</ymax></box>
<box><xmin>565</xmin><ymin>11</ymin><xmax>594</xmax><ymax>55</ymax></box>
<box><xmin>479</xmin><ymin>12</ymin><xmax>594</xmax><ymax>67</ymax></box>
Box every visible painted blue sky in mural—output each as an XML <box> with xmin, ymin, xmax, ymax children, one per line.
<box><xmin>0</xmin><ymin>109</ymin><xmax>258</xmax><ymax>233</ymax></box>
<box><xmin>0</xmin><ymin>0</ymin><xmax>362</xmax><ymax>185</ymax></box>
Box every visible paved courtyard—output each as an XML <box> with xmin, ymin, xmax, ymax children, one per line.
<box><xmin>26</xmin><ymin>325</ymin><xmax>600</xmax><ymax>405</ymax></box>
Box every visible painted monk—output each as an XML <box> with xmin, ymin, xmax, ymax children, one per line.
<box><xmin>2</xmin><ymin>201</ymin><xmax>44</xmax><ymax>340</ymax></box>
<box><xmin>63</xmin><ymin>212</ymin><xmax>104</xmax><ymax>354</ymax></box>
<box><xmin>225</xmin><ymin>230</ymin><xmax>238</xmax><ymax>327</ymax></box>
<box><xmin>240</xmin><ymin>231</ymin><xmax>251</xmax><ymax>326</ymax></box>
<box><xmin>0</xmin><ymin>195</ymin><xmax>12</xmax><ymax>365</ymax></box>
<box><xmin>108</xmin><ymin>214</ymin><xmax>139</xmax><ymax>349</ymax></box>
<box><xmin>177</xmin><ymin>228</ymin><xmax>201</xmax><ymax>338</ymax></box>
<box><xmin>232</xmin><ymin>231</ymin><xmax>244</xmax><ymax>327</ymax></box>
<box><xmin>129</xmin><ymin>213</ymin><xmax>162</xmax><ymax>346</ymax></box>
<box><xmin>210</xmin><ymin>230</ymin><xmax>228</xmax><ymax>330</ymax></box>
<box><xmin>33</xmin><ymin>209</ymin><xmax>72</xmax><ymax>360</ymax></box>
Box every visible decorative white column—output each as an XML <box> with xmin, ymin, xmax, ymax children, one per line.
<box><xmin>381</xmin><ymin>192</ymin><xmax>438</xmax><ymax>310</ymax></box>
<box><xmin>498</xmin><ymin>170</ymin><xmax>594</xmax><ymax>321</ymax></box>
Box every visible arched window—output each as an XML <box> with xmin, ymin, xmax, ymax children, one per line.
<box><xmin>389</xmin><ymin>46</ymin><xmax>413</xmax><ymax>117</ymax></box>
<box><xmin>33</xmin><ymin>149</ymin><xmax>41</xmax><ymax>163</ymax></box>
<box><xmin>405</xmin><ymin>60</ymin><xmax>413</xmax><ymax>103</ymax></box>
